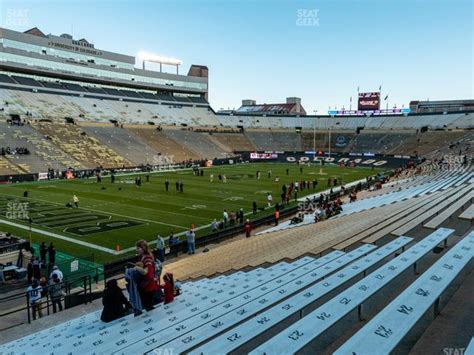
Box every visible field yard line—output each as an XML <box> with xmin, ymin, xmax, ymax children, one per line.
<box><xmin>0</xmin><ymin>218</ymin><xmax>117</xmax><ymax>254</ymax></box>
<box><xmin>0</xmin><ymin>192</ymin><xmax>188</xmax><ymax>230</ymax></box>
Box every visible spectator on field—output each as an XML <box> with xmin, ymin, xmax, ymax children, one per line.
<box><xmin>27</xmin><ymin>279</ymin><xmax>43</xmax><ymax>320</ymax></box>
<box><xmin>155</xmin><ymin>235</ymin><xmax>165</xmax><ymax>263</ymax></box>
<box><xmin>39</xmin><ymin>242</ymin><xmax>47</xmax><ymax>266</ymax></box>
<box><xmin>48</xmin><ymin>243</ymin><xmax>56</xmax><ymax>265</ymax></box>
<box><xmin>159</xmin><ymin>272</ymin><xmax>175</xmax><ymax>304</ymax></box>
<box><xmin>222</xmin><ymin>210</ymin><xmax>229</xmax><ymax>226</ymax></box>
<box><xmin>211</xmin><ymin>219</ymin><xmax>218</xmax><ymax>232</ymax></box>
<box><xmin>274</xmin><ymin>209</ymin><xmax>280</xmax><ymax>226</ymax></box>
<box><xmin>135</xmin><ymin>240</ymin><xmax>158</xmax><ymax>311</ymax></box>
<box><xmin>267</xmin><ymin>193</ymin><xmax>273</xmax><ymax>207</ymax></box>
<box><xmin>32</xmin><ymin>257</ymin><xmax>41</xmax><ymax>281</ymax></box>
<box><xmin>229</xmin><ymin>211</ymin><xmax>237</xmax><ymax>226</ymax></box>
<box><xmin>252</xmin><ymin>201</ymin><xmax>257</xmax><ymax>214</ymax></box>
<box><xmin>48</xmin><ymin>274</ymin><xmax>63</xmax><ymax>313</ymax></box>
<box><xmin>101</xmin><ymin>279</ymin><xmax>131</xmax><ymax>322</ymax></box>
<box><xmin>27</xmin><ymin>258</ymin><xmax>33</xmax><ymax>283</ymax></box>
<box><xmin>186</xmin><ymin>229</ymin><xmax>196</xmax><ymax>255</ymax></box>
<box><xmin>238</xmin><ymin>208</ymin><xmax>244</xmax><ymax>224</ymax></box>
<box><xmin>49</xmin><ymin>265</ymin><xmax>63</xmax><ymax>283</ymax></box>
<box><xmin>73</xmin><ymin>194</ymin><xmax>79</xmax><ymax>208</ymax></box>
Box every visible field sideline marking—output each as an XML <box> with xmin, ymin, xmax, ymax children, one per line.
<box><xmin>0</xmin><ymin>218</ymin><xmax>117</xmax><ymax>254</ymax></box>
<box><xmin>0</xmin><ymin>192</ymin><xmax>189</xmax><ymax>230</ymax></box>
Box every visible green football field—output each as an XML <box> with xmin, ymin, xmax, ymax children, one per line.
<box><xmin>0</xmin><ymin>163</ymin><xmax>383</xmax><ymax>264</ymax></box>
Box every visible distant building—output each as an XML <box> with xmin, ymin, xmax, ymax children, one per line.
<box><xmin>409</xmin><ymin>99</ymin><xmax>474</xmax><ymax>113</ymax></box>
<box><xmin>0</xmin><ymin>26</ymin><xmax>209</xmax><ymax>101</ymax></box>
<box><xmin>235</xmin><ymin>97</ymin><xmax>306</xmax><ymax>116</ymax></box>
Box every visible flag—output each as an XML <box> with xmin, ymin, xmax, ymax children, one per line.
<box><xmin>357</xmin><ymin>86</ymin><xmax>360</xmax><ymax>93</ymax></box>
<box><xmin>384</xmin><ymin>95</ymin><xmax>389</xmax><ymax>100</ymax></box>
<box><xmin>350</xmin><ymin>96</ymin><xmax>352</xmax><ymax>102</ymax></box>
<box><xmin>379</xmin><ymin>85</ymin><xmax>382</xmax><ymax>91</ymax></box>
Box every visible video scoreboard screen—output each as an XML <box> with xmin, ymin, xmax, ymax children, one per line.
<box><xmin>358</xmin><ymin>92</ymin><xmax>381</xmax><ymax>110</ymax></box>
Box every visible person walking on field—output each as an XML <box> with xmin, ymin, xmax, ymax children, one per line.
<box><xmin>267</xmin><ymin>193</ymin><xmax>273</xmax><ymax>207</ymax></box>
<box><xmin>73</xmin><ymin>194</ymin><xmax>79</xmax><ymax>208</ymax></box>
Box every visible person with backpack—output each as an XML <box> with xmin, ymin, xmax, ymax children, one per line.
<box><xmin>48</xmin><ymin>274</ymin><xmax>63</xmax><ymax>313</ymax></box>
<box><xmin>135</xmin><ymin>240</ymin><xmax>158</xmax><ymax>311</ymax></box>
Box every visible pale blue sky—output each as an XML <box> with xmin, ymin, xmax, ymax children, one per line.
<box><xmin>1</xmin><ymin>0</ymin><xmax>472</xmax><ymax>113</ymax></box>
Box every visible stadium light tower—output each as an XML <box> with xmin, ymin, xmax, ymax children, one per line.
<box><xmin>137</xmin><ymin>51</ymin><xmax>183</xmax><ymax>74</ymax></box>
<box><xmin>312</xmin><ymin>110</ymin><xmax>318</xmax><ymax>158</ymax></box>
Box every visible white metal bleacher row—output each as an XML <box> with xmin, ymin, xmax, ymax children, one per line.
<box><xmin>0</xmin><ymin>270</ymin><xmax>249</xmax><ymax>350</ymax></box>
<box><xmin>250</xmin><ymin>227</ymin><xmax>454</xmax><ymax>355</ymax></box>
<box><xmin>1</xmin><ymin>261</ymin><xmax>300</xmax><ymax>353</ymax></box>
<box><xmin>190</xmin><ymin>236</ymin><xmax>412</xmax><ymax>355</ymax></box>
<box><xmin>423</xmin><ymin>190</ymin><xmax>474</xmax><ymax>229</ymax></box>
<box><xmin>459</xmin><ymin>204</ymin><xmax>474</xmax><ymax>221</ymax></box>
<box><xmin>335</xmin><ymin>231</ymin><xmax>474</xmax><ymax>355</ymax></box>
<box><xmin>465</xmin><ymin>338</ymin><xmax>474</xmax><ymax>355</ymax></box>
<box><xmin>155</xmin><ymin>243</ymin><xmax>395</xmax><ymax>354</ymax></box>
<box><xmin>7</xmin><ymin>254</ymin><xmax>332</xmax><ymax>354</ymax></box>
<box><xmin>340</xmin><ymin>170</ymin><xmax>472</xmax><ymax>217</ymax></box>
<box><xmin>99</xmin><ymin>249</ymin><xmax>365</xmax><ymax>354</ymax></box>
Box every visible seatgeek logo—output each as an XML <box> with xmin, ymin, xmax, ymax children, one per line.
<box><xmin>296</xmin><ymin>9</ymin><xmax>320</xmax><ymax>27</ymax></box>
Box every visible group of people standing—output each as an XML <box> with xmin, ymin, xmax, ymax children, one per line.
<box><xmin>101</xmin><ymin>239</ymin><xmax>179</xmax><ymax>323</ymax></box>
<box><xmin>163</xmin><ymin>179</ymin><xmax>185</xmax><ymax>192</ymax></box>
<box><xmin>26</xmin><ymin>261</ymin><xmax>64</xmax><ymax>320</ymax></box>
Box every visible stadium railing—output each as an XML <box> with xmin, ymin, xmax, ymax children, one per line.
<box><xmin>0</xmin><ymin>274</ymin><xmax>93</xmax><ymax>324</ymax></box>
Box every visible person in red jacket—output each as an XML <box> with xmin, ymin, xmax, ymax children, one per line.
<box><xmin>135</xmin><ymin>240</ymin><xmax>158</xmax><ymax>311</ymax></box>
<box><xmin>159</xmin><ymin>272</ymin><xmax>175</xmax><ymax>304</ymax></box>
<box><xmin>244</xmin><ymin>219</ymin><xmax>252</xmax><ymax>238</ymax></box>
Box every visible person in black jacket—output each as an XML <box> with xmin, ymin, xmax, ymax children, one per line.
<box><xmin>39</xmin><ymin>242</ymin><xmax>47</xmax><ymax>266</ymax></box>
<box><xmin>101</xmin><ymin>279</ymin><xmax>131</xmax><ymax>323</ymax></box>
